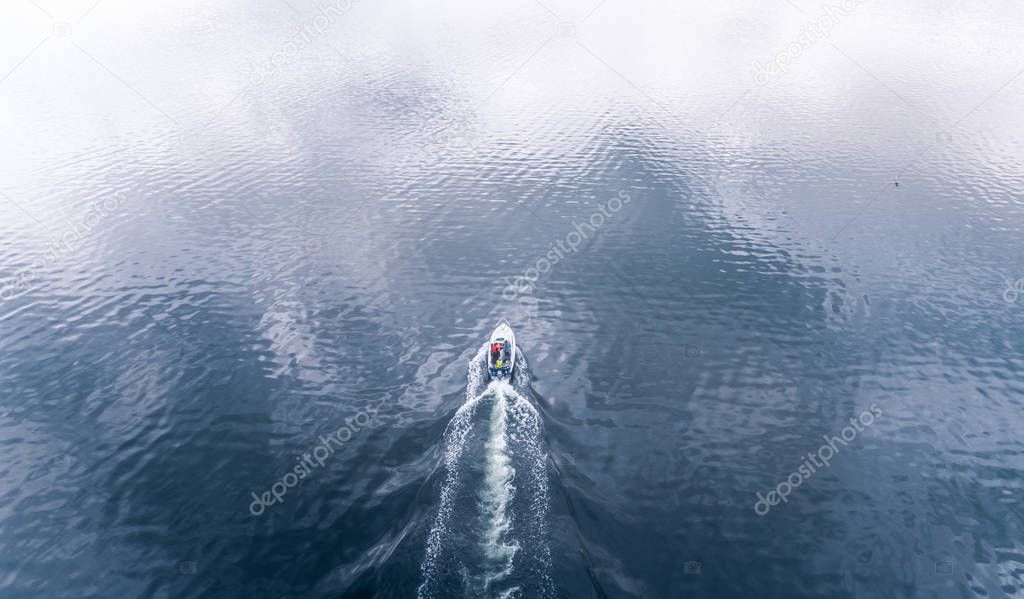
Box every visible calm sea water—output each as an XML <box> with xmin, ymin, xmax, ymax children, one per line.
<box><xmin>2</xmin><ymin>1</ymin><xmax>1023</xmax><ymax>597</ymax></box>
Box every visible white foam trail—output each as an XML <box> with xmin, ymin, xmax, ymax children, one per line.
<box><xmin>512</xmin><ymin>348</ymin><xmax>530</xmax><ymax>387</ymax></box>
<box><xmin>419</xmin><ymin>345</ymin><xmax>490</xmax><ymax>598</ymax></box>
<box><xmin>419</xmin><ymin>344</ymin><xmax>551</xmax><ymax>598</ymax></box>
<box><xmin>478</xmin><ymin>385</ymin><xmax>519</xmax><ymax>592</ymax></box>
<box><xmin>418</xmin><ymin>401</ymin><xmax>485</xmax><ymax>596</ymax></box>
<box><xmin>466</xmin><ymin>344</ymin><xmax>489</xmax><ymax>400</ymax></box>
<box><xmin>501</xmin><ymin>383</ymin><xmax>553</xmax><ymax>596</ymax></box>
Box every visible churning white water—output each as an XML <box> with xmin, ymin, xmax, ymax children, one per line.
<box><xmin>418</xmin><ymin>346</ymin><xmax>551</xmax><ymax>598</ymax></box>
<box><xmin>477</xmin><ymin>385</ymin><xmax>519</xmax><ymax>591</ymax></box>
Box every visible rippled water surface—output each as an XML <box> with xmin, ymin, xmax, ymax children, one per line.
<box><xmin>2</xmin><ymin>1</ymin><xmax>1024</xmax><ymax>597</ymax></box>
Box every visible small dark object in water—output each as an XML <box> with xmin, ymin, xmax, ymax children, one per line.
<box><xmin>894</xmin><ymin>181</ymin><xmax>899</xmax><ymax>187</ymax></box>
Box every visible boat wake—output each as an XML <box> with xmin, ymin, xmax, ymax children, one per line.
<box><xmin>418</xmin><ymin>346</ymin><xmax>552</xmax><ymax>598</ymax></box>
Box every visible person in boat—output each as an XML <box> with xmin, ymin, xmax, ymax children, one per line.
<box><xmin>491</xmin><ymin>342</ymin><xmax>502</xmax><ymax>363</ymax></box>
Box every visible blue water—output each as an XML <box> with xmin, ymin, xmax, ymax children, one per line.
<box><xmin>2</xmin><ymin>1</ymin><xmax>1024</xmax><ymax>597</ymax></box>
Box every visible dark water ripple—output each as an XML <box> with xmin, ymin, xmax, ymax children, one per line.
<box><xmin>2</xmin><ymin>0</ymin><xmax>1024</xmax><ymax>597</ymax></box>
